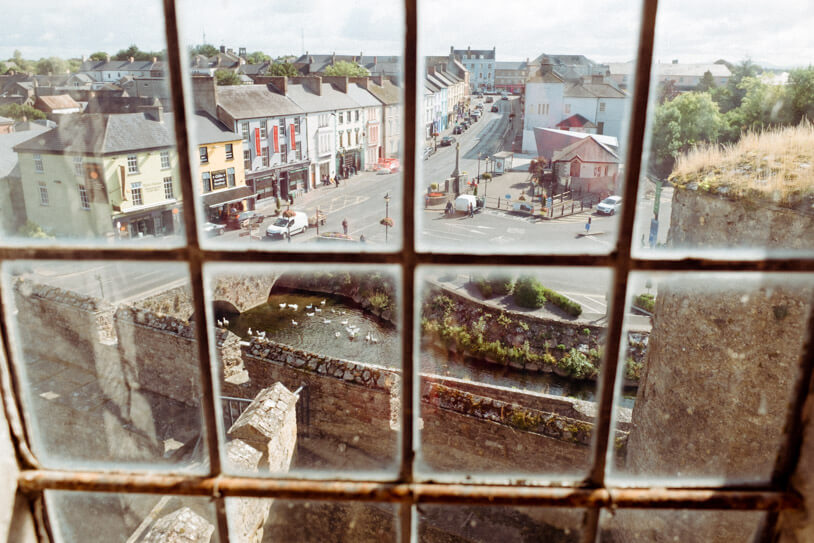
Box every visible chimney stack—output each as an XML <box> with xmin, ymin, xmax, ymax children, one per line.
<box><xmin>129</xmin><ymin>56</ymin><xmax>134</xmax><ymax>63</ymax></box>
<box><xmin>373</xmin><ymin>56</ymin><xmax>378</xmax><ymax>65</ymax></box>
<box><xmin>373</xmin><ymin>75</ymin><xmax>383</xmax><ymax>86</ymax></box>
<box><xmin>323</xmin><ymin>76</ymin><xmax>348</xmax><ymax>94</ymax></box>
<box><xmin>220</xmin><ymin>45</ymin><xmax>226</xmax><ymax>53</ymax></box>
<box><xmin>191</xmin><ymin>75</ymin><xmax>218</xmax><ymax>118</ymax></box>
<box><xmin>591</xmin><ymin>74</ymin><xmax>604</xmax><ymax>84</ymax></box>
<box><xmin>331</xmin><ymin>52</ymin><xmax>336</xmax><ymax>65</ymax></box>
<box><xmin>351</xmin><ymin>76</ymin><xmax>369</xmax><ymax>90</ymax></box>
<box><xmin>265</xmin><ymin>76</ymin><xmax>288</xmax><ymax>95</ymax></box>
<box><xmin>105</xmin><ymin>54</ymin><xmax>110</xmax><ymax>62</ymax></box>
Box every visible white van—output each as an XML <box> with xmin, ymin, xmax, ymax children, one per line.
<box><xmin>454</xmin><ymin>194</ymin><xmax>483</xmax><ymax>214</ymax></box>
<box><xmin>266</xmin><ymin>211</ymin><xmax>308</xmax><ymax>239</ymax></box>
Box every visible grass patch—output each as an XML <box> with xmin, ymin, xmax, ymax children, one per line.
<box><xmin>634</xmin><ymin>293</ymin><xmax>655</xmax><ymax>313</ymax></box>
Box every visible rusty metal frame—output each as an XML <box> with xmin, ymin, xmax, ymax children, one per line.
<box><xmin>1</xmin><ymin>0</ymin><xmax>814</xmax><ymax>541</ymax></box>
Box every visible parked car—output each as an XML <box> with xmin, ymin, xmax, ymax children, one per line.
<box><xmin>596</xmin><ymin>195</ymin><xmax>623</xmax><ymax>215</ymax></box>
<box><xmin>484</xmin><ymin>96</ymin><xmax>494</xmax><ymax>103</ymax></box>
<box><xmin>452</xmin><ymin>125</ymin><xmax>463</xmax><ymax>134</ymax></box>
<box><xmin>440</xmin><ymin>136</ymin><xmax>456</xmax><ymax>147</ymax></box>
<box><xmin>203</xmin><ymin>222</ymin><xmax>225</xmax><ymax>237</ymax></box>
<box><xmin>461</xmin><ymin>120</ymin><xmax>470</xmax><ymax>129</ymax></box>
<box><xmin>501</xmin><ymin>95</ymin><xmax>508</xmax><ymax>101</ymax></box>
<box><xmin>227</xmin><ymin>210</ymin><xmax>263</xmax><ymax>230</ymax></box>
<box><xmin>266</xmin><ymin>211</ymin><xmax>308</xmax><ymax>239</ymax></box>
<box><xmin>423</xmin><ymin>146</ymin><xmax>434</xmax><ymax>160</ymax></box>
<box><xmin>490</xmin><ymin>105</ymin><xmax>499</xmax><ymax>112</ymax></box>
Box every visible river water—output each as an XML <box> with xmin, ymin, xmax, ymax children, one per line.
<box><xmin>228</xmin><ymin>291</ymin><xmax>633</xmax><ymax>406</ymax></box>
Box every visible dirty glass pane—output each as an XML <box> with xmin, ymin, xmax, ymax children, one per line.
<box><xmin>415</xmin><ymin>504</ymin><xmax>585</xmax><ymax>543</ymax></box>
<box><xmin>608</xmin><ymin>272</ymin><xmax>814</xmax><ymax>485</ymax></box>
<box><xmin>632</xmin><ymin>0</ymin><xmax>814</xmax><ymax>259</ymax></box>
<box><xmin>0</xmin><ymin>261</ymin><xmax>209</xmax><ymax>472</ymax></box>
<box><xmin>0</xmin><ymin>1</ymin><xmax>185</xmax><ymax>248</ymax></box>
<box><xmin>46</xmin><ymin>491</ymin><xmax>221</xmax><ymax>543</ymax></box>
<box><xmin>415</xmin><ymin>265</ymin><xmax>621</xmax><ymax>482</ymax></box>
<box><xmin>204</xmin><ymin>264</ymin><xmax>401</xmax><ymax>478</ymax></box>
<box><xmin>598</xmin><ymin>508</ymin><xmax>768</xmax><ymax>543</ymax></box>
<box><xmin>226</xmin><ymin>498</ymin><xmax>397</xmax><ymax>542</ymax></box>
<box><xmin>416</xmin><ymin>0</ymin><xmax>641</xmax><ymax>254</ymax></box>
<box><xmin>176</xmin><ymin>0</ymin><xmax>404</xmax><ymax>252</ymax></box>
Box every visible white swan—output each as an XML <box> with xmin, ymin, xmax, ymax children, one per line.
<box><xmin>279</xmin><ymin>303</ymin><xmax>287</xmax><ymax>309</ymax></box>
<box><xmin>320</xmin><ymin>299</ymin><xmax>326</xmax><ymax>305</ymax></box>
<box><xmin>217</xmin><ymin>319</ymin><xmax>223</xmax><ymax>327</ymax></box>
<box><xmin>257</xmin><ymin>331</ymin><xmax>266</xmax><ymax>339</ymax></box>
<box><xmin>223</xmin><ymin>318</ymin><xmax>229</xmax><ymax>326</ymax></box>
<box><xmin>335</xmin><ymin>331</ymin><xmax>341</xmax><ymax>337</ymax></box>
<box><xmin>365</xmin><ymin>333</ymin><xmax>371</xmax><ymax>342</ymax></box>
<box><xmin>288</xmin><ymin>303</ymin><xmax>299</xmax><ymax>311</ymax></box>
<box><xmin>247</xmin><ymin>328</ymin><xmax>253</xmax><ymax>335</ymax></box>
<box><xmin>314</xmin><ymin>308</ymin><xmax>321</xmax><ymax>313</ymax></box>
<box><xmin>371</xmin><ymin>337</ymin><xmax>378</xmax><ymax>344</ymax></box>
<box><xmin>341</xmin><ymin>320</ymin><xmax>349</xmax><ymax>325</ymax></box>
<box><xmin>322</xmin><ymin>319</ymin><xmax>332</xmax><ymax>324</ymax></box>
<box><xmin>306</xmin><ymin>312</ymin><xmax>315</xmax><ymax>317</ymax></box>
<box><xmin>291</xmin><ymin>320</ymin><xmax>298</xmax><ymax>326</ymax></box>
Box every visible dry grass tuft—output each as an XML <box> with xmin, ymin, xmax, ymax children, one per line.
<box><xmin>669</xmin><ymin>122</ymin><xmax>814</xmax><ymax>210</ymax></box>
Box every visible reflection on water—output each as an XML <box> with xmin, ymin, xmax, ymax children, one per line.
<box><xmin>228</xmin><ymin>290</ymin><xmax>634</xmax><ymax>407</ymax></box>
<box><xmin>229</xmin><ymin>291</ymin><xmax>400</xmax><ymax>367</ymax></box>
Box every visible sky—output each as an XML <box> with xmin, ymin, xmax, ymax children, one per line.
<box><xmin>1</xmin><ymin>0</ymin><xmax>813</xmax><ymax>69</ymax></box>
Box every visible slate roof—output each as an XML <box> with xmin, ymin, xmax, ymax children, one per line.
<box><xmin>216</xmin><ymin>84</ymin><xmax>304</xmax><ymax>119</ymax></box>
<box><xmin>293</xmin><ymin>54</ymin><xmax>401</xmax><ymax>75</ymax></box>
<box><xmin>527</xmin><ymin>70</ymin><xmax>564</xmax><ymax>84</ymax></box>
<box><xmin>85</xmin><ymin>96</ymin><xmax>161</xmax><ymax>114</ymax></box>
<box><xmin>453</xmin><ymin>48</ymin><xmax>496</xmax><ymax>60</ymax></box>
<box><xmin>366</xmin><ymin>80</ymin><xmax>401</xmax><ymax>105</ymax></box>
<box><xmin>284</xmin><ymin>82</ymin><xmax>360</xmax><ymax>113</ymax></box>
<box><xmin>496</xmin><ymin>61</ymin><xmax>528</xmax><ymax>71</ymax></box>
<box><xmin>192</xmin><ymin>111</ymin><xmax>241</xmax><ymax>144</ymax></box>
<box><xmin>0</xmin><ymin>124</ymin><xmax>50</xmax><ymax>178</ymax></box>
<box><xmin>80</xmin><ymin>59</ymin><xmax>165</xmax><ymax>73</ymax></box>
<box><xmin>13</xmin><ymin>113</ymin><xmax>174</xmax><ymax>155</ymax></box>
<box><xmin>552</xmin><ymin>135</ymin><xmax>620</xmax><ymax>162</ymax></box>
<box><xmin>345</xmin><ymin>83</ymin><xmax>380</xmax><ymax>108</ymax></box>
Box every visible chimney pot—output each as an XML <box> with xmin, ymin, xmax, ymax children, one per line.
<box><xmin>152</xmin><ymin>56</ymin><xmax>157</xmax><ymax>63</ymax></box>
<box><xmin>129</xmin><ymin>56</ymin><xmax>134</xmax><ymax>63</ymax></box>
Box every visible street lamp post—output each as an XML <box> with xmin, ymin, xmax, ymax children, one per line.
<box><xmin>384</xmin><ymin>192</ymin><xmax>391</xmax><ymax>243</ymax></box>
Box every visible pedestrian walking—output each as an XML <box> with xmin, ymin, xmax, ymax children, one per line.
<box><xmin>468</xmin><ymin>202</ymin><xmax>474</xmax><ymax>218</ymax></box>
<box><xmin>445</xmin><ymin>201</ymin><xmax>453</xmax><ymax>216</ymax></box>
<box><xmin>585</xmin><ymin>216</ymin><xmax>592</xmax><ymax>234</ymax></box>
<box><xmin>342</xmin><ymin>218</ymin><xmax>349</xmax><ymax>235</ymax></box>
<box><xmin>335</xmin><ymin>176</ymin><xmax>340</xmax><ymax>188</ymax></box>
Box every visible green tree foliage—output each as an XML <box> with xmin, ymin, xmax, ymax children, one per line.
<box><xmin>715</xmin><ymin>59</ymin><xmax>760</xmax><ymax>113</ymax></box>
<box><xmin>246</xmin><ymin>51</ymin><xmax>271</xmax><ymax>64</ymax></box>
<box><xmin>725</xmin><ymin>76</ymin><xmax>790</xmax><ymax>134</ymax></box>
<box><xmin>189</xmin><ymin>43</ymin><xmax>219</xmax><ymax>57</ymax></box>
<box><xmin>113</xmin><ymin>44</ymin><xmax>165</xmax><ymax>61</ymax></box>
<box><xmin>513</xmin><ymin>276</ymin><xmax>546</xmax><ymax>309</ymax></box>
<box><xmin>648</xmin><ymin>92</ymin><xmax>724</xmax><ymax>178</ymax></box>
<box><xmin>17</xmin><ymin>221</ymin><xmax>53</xmax><ymax>239</ymax></box>
<box><xmin>324</xmin><ymin>61</ymin><xmax>369</xmax><ymax>77</ymax></box>
<box><xmin>214</xmin><ymin>69</ymin><xmax>242</xmax><ymax>86</ymax></box>
<box><xmin>89</xmin><ymin>51</ymin><xmax>109</xmax><ymax>61</ymax></box>
<box><xmin>787</xmin><ymin>67</ymin><xmax>814</xmax><ymax>123</ymax></box>
<box><xmin>35</xmin><ymin>56</ymin><xmax>69</xmax><ymax>75</ymax></box>
<box><xmin>0</xmin><ymin>103</ymin><xmax>45</xmax><ymax>121</ymax></box>
<box><xmin>10</xmin><ymin>50</ymin><xmax>34</xmax><ymax>72</ymax></box>
<box><xmin>267</xmin><ymin>62</ymin><xmax>298</xmax><ymax>76</ymax></box>
<box><xmin>695</xmin><ymin>70</ymin><xmax>717</xmax><ymax>92</ymax></box>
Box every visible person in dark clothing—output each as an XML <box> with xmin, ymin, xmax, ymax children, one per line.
<box><xmin>445</xmin><ymin>201</ymin><xmax>453</xmax><ymax>215</ymax></box>
<box><xmin>468</xmin><ymin>202</ymin><xmax>474</xmax><ymax>218</ymax></box>
<box><xmin>342</xmin><ymin>218</ymin><xmax>349</xmax><ymax>235</ymax></box>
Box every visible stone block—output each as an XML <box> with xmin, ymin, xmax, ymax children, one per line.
<box><xmin>142</xmin><ymin>507</ymin><xmax>214</xmax><ymax>543</ymax></box>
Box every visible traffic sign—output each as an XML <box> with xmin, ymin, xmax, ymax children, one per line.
<box><xmin>505</xmin><ymin>194</ymin><xmax>511</xmax><ymax>199</ymax></box>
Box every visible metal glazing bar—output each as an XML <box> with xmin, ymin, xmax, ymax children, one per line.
<box><xmin>160</xmin><ymin>0</ymin><xmax>228</xmax><ymax>541</ymax></box>
<box><xmin>582</xmin><ymin>0</ymin><xmax>659</xmax><ymax>539</ymax></box>
<box><xmin>17</xmin><ymin>470</ymin><xmax>802</xmax><ymax>511</ymax></box>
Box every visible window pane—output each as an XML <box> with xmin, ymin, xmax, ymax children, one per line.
<box><xmin>599</xmin><ymin>508</ymin><xmax>767</xmax><ymax>543</ymax></box>
<box><xmin>0</xmin><ymin>1</ymin><xmax>185</xmax><ymax>247</ymax></box>
<box><xmin>417</xmin><ymin>0</ymin><xmax>641</xmax><ymax>254</ymax></box>
<box><xmin>177</xmin><ymin>0</ymin><xmax>404</xmax><ymax>252</ymax></box>
<box><xmin>416</xmin><ymin>265</ymin><xmax>617</xmax><ymax>482</ymax></box>
<box><xmin>204</xmin><ymin>265</ymin><xmax>402</xmax><ymax>478</ymax></box>
<box><xmin>632</xmin><ymin>0</ymin><xmax>814</xmax><ymax>259</ymax></box>
<box><xmin>608</xmin><ymin>272</ymin><xmax>814</xmax><ymax>485</ymax></box>
<box><xmin>45</xmin><ymin>491</ymin><xmax>221</xmax><ymax>542</ymax></box>
<box><xmin>1</xmin><ymin>261</ymin><xmax>210</xmax><ymax>472</ymax></box>
<box><xmin>226</xmin><ymin>499</ymin><xmax>397</xmax><ymax>542</ymax></box>
<box><xmin>417</xmin><ymin>504</ymin><xmax>586</xmax><ymax>542</ymax></box>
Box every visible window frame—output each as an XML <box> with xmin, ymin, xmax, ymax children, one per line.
<box><xmin>225</xmin><ymin>143</ymin><xmax>234</xmax><ymax>161</ymax></box>
<box><xmin>127</xmin><ymin>154</ymin><xmax>139</xmax><ymax>175</ymax></box>
<box><xmin>78</xmin><ymin>184</ymin><xmax>90</xmax><ymax>210</ymax></box>
<box><xmin>160</xmin><ymin>150</ymin><xmax>171</xmax><ymax>169</ymax></box>
<box><xmin>163</xmin><ymin>176</ymin><xmax>174</xmax><ymax>200</ymax></box>
<box><xmin>1</xmin><ymin>1</ymin><xmax>813</xmax><ymax>542</ymax></box>
<box><xmin>130</xmin><ymin>181</ymin><xmax>143</xmax><ymax>206</ymax></box>
<box><xmin>34</xmin><ymin>153</ymin><xmax>44</xmax><ymax>173</ymax></box>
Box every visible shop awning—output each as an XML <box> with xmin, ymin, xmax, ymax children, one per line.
<box><xmin>202</xmin><ymin>186</ymin><xmax>255</xmax><ymax>208</ymax></box>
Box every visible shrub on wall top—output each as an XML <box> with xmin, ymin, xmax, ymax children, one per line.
<box><xmin>513</xmin><ymin>276</ymin><xmax>546</xmax><ymax>309</ymax></box>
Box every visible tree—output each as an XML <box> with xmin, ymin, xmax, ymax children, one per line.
<box><xmin>190</xmin><ymin>43</ymin><xmax>219</xmax><ymax>57</ymax></box>
<box><xmin>246</xmin><ymin>51</ymin><xmax>271</xmax><ymax>64</ymax></box>
<box><xmin>324</xmin><ymin>61</ymin><xmax>369</xmax><ymax>77</ymax></box>
<box><xmin>725</xmin><ymin>76</ymin><xmax>790</xmax><ymax>135</ymax></box>
<box><xmin>786</xmin><ymin>66</ymin><xmax>814</xmax><ymax>123</ymax></box>
<box><xmin>267</xmin><ymin>62</ymin><xmax>298</xmax><ymax>76</ymax></box>
<box><xmin>513</xmin><ymin>276</ymin><xmax>546</xmax><ymax>309</ymax></box>
<box><xmin>88</xmin><ymin>51</ymin><xmax>108</xmax><ymax>61</ymax></box>
<box><xmin>214</xmin><ymin>69</ymin><xmax>242</xmax><ymax>86</ymax></box>
<box><xmin>648</xmin><ymin>92</ymin><xmax>724</xmax><ymax>178</ymax></box>
<box><xmin>0</xmin><ymin>103</ymin><xmax>46</xmax><ymax>121</ymax></box>
<box><xmin>35</xmin><ymin>57</ymin><xmax>68</xmax><ymax>75</ymax></box>
<box><xmin>113</xmin><ymin>45</ymin><xmax>165</xmax><ymax>61</ymax></box>
<box><xmin>715</xmin><ymin>59</ymin><xmax>761</xmax><ymax>113</ymax></box>
<box><xmin>695</xmin><ymin>70</ymin><xmax>717</xmax><ymax>92</ymax></box>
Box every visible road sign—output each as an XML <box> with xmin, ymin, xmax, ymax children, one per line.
<box><xmin>649</xmin><ymin>218</ymin><xmax>659</xmax><ymax>247</ymax></box>
<box><xmin>505</xmin><ymin>194</ymin><xmax>511</xmax><ymax>200</ymax></box>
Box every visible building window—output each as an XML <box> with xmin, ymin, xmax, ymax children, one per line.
<box><xmin>241</xmin><ymin>121</ymin><xmax>250</xmax><ymax>141</ymax></box>
<box><xmin>38</xmin><ymin>183</ymin><xmax>48</xmax><ymax>205</ymax></box>
<box><xmin>163</xmin><ymin>176</ymin><xmax>174</xmax><ymax>199</ymax></box>
<box><xmin>73</xmin><ymin>156</ymin><xmax>83</xmax><ymax>176</ymax></box>
<box><xmin>565</xmin><ymin>104</ymin><xmax>571</xmax><ymax>114</ymax></box>
<box><xmin>260</xmin><ymin>120</ymin><xmax>267</xmax><ymax>138</ymax></box>
<box><xmin>338</xmin><ymin>112</ymin><xmax>344</xmax><ymax>124</ymax></box>
<box><xmin>355</xmin><ymin>110</ymin><xmax>360</xmax><ymax>121</ymax></box>
<box><xmin>280</xmin><ymin>143</ymin><xmax>287</xmax><ymax>162</ymax></box>
<box><xmin>244</xmin><ymin>149</ymin><xmax>251</xmax><ymax>170</ymax></box>
<box><xmin>261</xmin><ymin>147</ymin><xmax>269</xmax><ymax>167</ymax></box>
<box><xmin>199</xmin><ymin>146</ymin><xmax>209</xmax><ymax>164</ymax></box>
<box><xmin>225</xmin><ymin>144</ymin><xmax>234</xmax><ymax>160</ymax></box>
<box><xmin>294</xmin><ymin>117</ymin><xmax>301</xmax><ymax>134</ymax></box>
<box><xmin>127</xmin><ymin>154</ymin><xmax>138</xmax><ymax>174</ymax></box>
<box><xmin>34</xmin><ymin>154</ymin><xmax>43</xmax><ymax>173</ymax></box>
<box><xmin>599</xmin><ymin>102</ymin><xmax>606</xmax><ymax>112</ymax></box>
<box><xmin>227</xmin><ymin>167</ymin><xmax>235</xmax><ymax>187</ymax></box>
<box><xmin>339</xmin><ymin>132</ymin><xmax>344</xmax><ymax>147</ymax></box>
<box><xmin>130</xmin><ymin>182</ymin><xmax>143</xmax><ymax>205</ymax></box>
<box><xmin>279</xmin><ymin>122</ymin><xmax>286</xmax><ymax>138</ymax></box>
<box><xmin>201</xmin><ymin>172</ymin><xmax>211</xmax><ymax>193</ymax></box>
<box><xmin>160</xmin><ymin>150</ymin><xmax>170</xmax><ymax>169</ymax></box>
<box><xmin>78</xmin><ymin>185</ymin><xmax>90</xmax><ymax>210</ymax></box>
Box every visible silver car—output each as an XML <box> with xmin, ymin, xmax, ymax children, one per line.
<box><xmin>596</xmin><ymin>195</ymin><xmax>622</xmax><ymax>215</ymax></box>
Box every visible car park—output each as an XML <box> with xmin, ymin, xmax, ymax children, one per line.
<box><xmin>266</xmin><ymin>211</ymin><xmax>309</xmax><ymax>239</ymax></box>
<box><xmin>596</xmin><ymin>195</ymin><xmax>623</xmax><ymax>215</ymax></box>
<box><xmin>439</xmin><ymin>136</ymin><xmax>456</xmax><ymax>147</ymax></box>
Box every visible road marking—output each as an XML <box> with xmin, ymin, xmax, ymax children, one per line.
<box><xmin>506</xmin><ymin>227</ymin><xmax>525</xmax><ymax>235</ymax></box>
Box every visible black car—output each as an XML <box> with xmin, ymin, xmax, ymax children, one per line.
<box><xmin>491</xmin><ymin>105</ymin><xmax>499</xmax><ymax>112</ymax></box>
<box><xmin>439</xmin><ymin>136</ymin><xmax>456</xmax><ymax>146</ymax></box>
<box><xmin>452</xmin><ymin>125</ymin><xmax>463</xmax><ymax>134</ymax></box>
